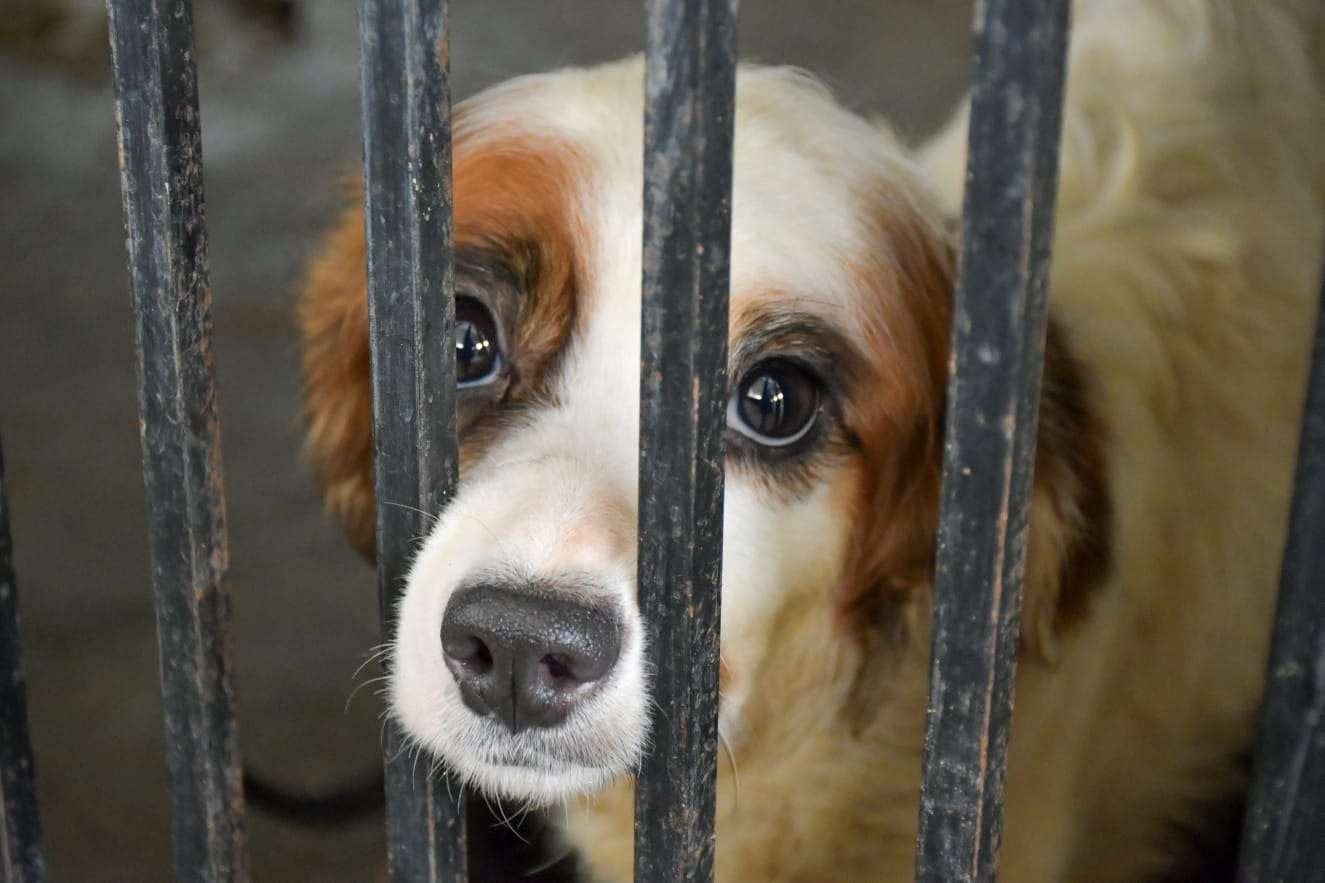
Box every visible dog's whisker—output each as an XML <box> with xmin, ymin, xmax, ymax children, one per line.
<box><xmin>349</xmin><ymin>645</ymin><xmax>394</xmax><ymax>685</ymax></box>
<box><xmin>479</xmin><ymin>789</ymin><xmax>500</xmax><ymax>834</ymax></box>
<box><xmin>409</xmin><ymin>741</ymin><xmax>424</xmax><ymax>789</ymax></box>
<box><xmin>343</xmin><ymin>674</ymin><xmax>391</xmax><ymax>715</ymax></box>
<box><xmin>443</xmin><ymin>768</ymin><xmax>458</xmax><ymax>806</ymax></box>
<box><xmin>719</xmin><ymin>731</ymin><xmax>741</xmax><ymax>817</ymax></box>
<box><xmin>381</xmin><ymin>499</ymin><xmax>441</xmax><ymax>525</ymax></box>
<box><xmin>490</xmin><ymin>801</ymin><xmax>530</xmax><ymax>844</ymax></box>
<box><xmin>525</xmin><ymin>839</ymin><xmax>576</xmax><ymax>876</ymax></box>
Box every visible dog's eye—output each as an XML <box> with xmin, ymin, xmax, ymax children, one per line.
<box><xmin>455</xmin><ymin>296</ymin><xmax>502</xmax><ymax>388</ymax></box>
<box><xmin>728</xmin><ymin>360</ymin><xmax>820</xmax><ymax>447</ymax></box>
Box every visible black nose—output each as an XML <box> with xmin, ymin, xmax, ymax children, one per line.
<box><xmin>440</xmin><ymin>583</ymin><xmax>622</xmax><ymax>732</ymax></box>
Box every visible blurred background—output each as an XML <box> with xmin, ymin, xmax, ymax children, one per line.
<box><xmin>0</xmin><ymin>1</ymin><xmax>972</xmax><ymax>878</ymax></box>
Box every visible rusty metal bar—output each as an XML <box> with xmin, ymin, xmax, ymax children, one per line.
<box><xmin>914</xmin><ymin>2</ymin><xmax>1071</xmax><ymax>881</ymax></box>
<box><xmin>106</xmin><ymin>0</ymin><xmax>248</xmax><ymax>878</ymax></box>
<box><xmin>1236</xmin><ymin>259</ymin><xmax>1325</xmax><ymax>883</ymax></box>
<box><xmin>634</xmin><ymin>1</ymin><xmax>738</xmax><ymax>880</ymax></box>
<box><xmin>356</xmin><ymin>0</ymin><xmax>466</xmax><ymax>879</ymax></box>
<box><xmin>0</xmin><ymin>436</ymin><xmax>46</xmax><ymax>882</ymax></box>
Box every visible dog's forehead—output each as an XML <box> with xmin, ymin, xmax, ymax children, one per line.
<box><xmin>452</xmin><ymin>57</ymin><xmax>911</xmax><ymax>330</ymax></box>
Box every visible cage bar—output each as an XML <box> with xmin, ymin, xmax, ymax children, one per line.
<box><xmin>106</xmin><ymin>0</ymin><xmax>248</xmax><ymax>878</ymax></box>
<box><xmin>634</xmin><ymin>1</ymin><xmax>738</xmax><ymax>880</ymax></box>
<box><xmin>356</xmin><ymin>0</ymin><xmax>465</xmax><ymax>879</ymax></box>
<box><xmin>0</xmin><ymin>437</ymin><xmax>45</xmax><ymax>883</ymax></box>
<box><xmin>914</xmin><ymin>2</ymin><xmax>1070</xmax><ymax>881</ymax></box>
<box><xmin>1236</xmin><ymin>260</ymin><xmax>1325</xmax><ymax>882</ymax></box>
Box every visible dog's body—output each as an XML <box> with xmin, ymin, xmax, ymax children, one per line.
<box><xmin>300</xmin><ymin>2</ymin><xmax>1325</xmax><ymax>880</ymax></box>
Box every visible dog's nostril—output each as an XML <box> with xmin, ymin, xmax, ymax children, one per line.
<box><xmin>442</xmin><ymin>633</ymin><xmax>493</xmax><ymax>675</ymax></box>
<box><xmin>540</xmin><ymin>653</ymin><xmax>588</xmax><ymax>692</ymax></box>
<box><xmin>542</xmin><ymin>653</ymin><xmax>571</xmax><ymax>681</ymax></box>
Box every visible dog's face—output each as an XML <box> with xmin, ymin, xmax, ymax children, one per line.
<box><xmin>300</xmin><ymin>58</ymin><xmax>1108</xmax><ymax>810</ymax></box>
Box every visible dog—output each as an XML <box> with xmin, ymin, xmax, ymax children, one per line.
<box><xmin>299</xmin><ymin>1</ymin><xmax>1325</xmax><ymax>879</ymax></box>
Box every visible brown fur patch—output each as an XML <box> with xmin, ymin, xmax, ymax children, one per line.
<box><xmin>837</xmin><ymin>183</ymin><xmax>1113</xmax><ymax>668</ymax></box>
<box><xmin>298</xmin><ymin>134</ymin><xmax>587</xmax><ymax>559</ymax></box>
<box><xmin>1022</xmin><ymin>320</ymin><xmax>1114</xmax><ymax>657</ymax></box>
<box><xmin>452</xmin><ymin>143</ymin><xmax>586</xmax><ymax>397</ymax></box>
<box><xmin>836</xmin><ymin>189</ymin><xmax>955</xmax><ymax>624</ymax></box>
<box><xmin>299</xmin><ymin>204</ymin><xmax>377</xmax><ymax>557</ymax></box>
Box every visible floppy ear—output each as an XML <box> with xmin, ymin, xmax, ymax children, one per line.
<box><xmin>298</xmin><ymin>203</ymin><xmax>378</xmax><ymax>560</ymax></box>
<box><xmin>842</xmin><ymin>190</ymin><xmax>1111</xmax><ymax>662</ymax></box>
<box><xmin>1019</xmin><ymin>320</ymin><xmax>1113</xmax><ymax>661</ymax></box>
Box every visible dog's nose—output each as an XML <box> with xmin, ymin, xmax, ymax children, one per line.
<box><xmin>440</xmin><ymin>583</ymin><xmax>621</xmax><ymax>732</ymax></box>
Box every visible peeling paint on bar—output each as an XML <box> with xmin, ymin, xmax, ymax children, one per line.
<box><xmin>634</xmin><ymin>1</ymin><xmax>738</xmax><ymax>881</ymax></box>
<box><xmin>1237</xmin><ymin>260</ymin><xmax>1325</xmax><ymax>882</ymax></box>
<box><xmin>0</xmin><ymin>437</ymin><xmax>46</xmax><ymax>883</ymax></box>
<box><xmin>106</xmin><ymin>0</ymin><xmax>248</xmax><ymax>878</ymax></box>
<box><xmin>915</xmin><ymin>1</ymin><xmax>1070</xmax><ymax>881</ymax></box>
<box><xmin>356</xmin><ymin>0</ymin><xmax>466</xmax><ymax>880</ymax></box>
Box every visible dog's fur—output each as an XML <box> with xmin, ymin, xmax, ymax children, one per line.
<box><xmin>299</xmin><ymin>2</ymin><xmax>1325</xmax><ymax>879</ymax></box>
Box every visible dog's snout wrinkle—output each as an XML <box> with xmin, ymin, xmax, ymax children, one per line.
<box><xmin>440</xmin><ymin>583</ymin><xmax>622</xmax><ymax>733</ymax></box>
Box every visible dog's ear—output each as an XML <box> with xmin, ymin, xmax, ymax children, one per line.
<box><xmin>1019</xmin><ymin>321</ymin><xmax>1113</xmax><ymax>661</ymax></box>
<box><xmin>841</xmin><ymin>190</ymin><xmax>1111</xmax><ymax>661</ymax></box>
<box><xmin>299</xmin><ymin>203</ymin><xmax>378</xmax><ymax>560</ymax></box>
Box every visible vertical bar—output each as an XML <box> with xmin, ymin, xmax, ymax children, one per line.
<box><xmin>1237</xmin><ymin>261</ymin><xmax>1325</xmax><ymax>883</ymax></box>
<box><xmin>0</xmin><ymin>437</ymin><xmax>46</xmax><ymax>882</ymax></box>
<box><xmin>914</xmin><ymin>2</ymin><xmax>1070</xmax><ymax>881</ymax></box>
<box><xmin>634</xmin><ymin>1</ymin><xmax>737</xmax><ymax>880</ymax></box>
<box><xmin>357</xmin><ymin>0</ymin><xmax>465</xmax><ymax>879</ymax></box>
<box><xmin>106</xmin><ymin>0</ymin><xmax>248</xmax><ymax>879</ymax></box>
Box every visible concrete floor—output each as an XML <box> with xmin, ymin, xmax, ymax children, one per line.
<box><xmin>0</xmin><ymin>1</ymin><xmax>972</xmax><ymax>879</ymax></box>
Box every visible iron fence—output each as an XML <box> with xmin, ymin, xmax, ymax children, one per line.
<box><xmin>634</xmin><ymin>2</ymin><xmax>737</xmax><ymax>878</ymax></box>
<box><xmin>358</xmin><ymin>0</ymin><xmax>466</xmax><ymax>877</ymax></box>
<box><xmin>107</xmin><ymin>0</ymin><xmax>246</xmax><ymax>877</ymax></box>
<box><xmin>0</xmin><ymin>441</ymin><xmax>43</xmax><ymax>882</ymax></box>
<box><xmin>914</xmin><ymin>2</ymin><xmax>1068</xmax><ymax>877</ymax></box>
<box><xmin>1237</xmin><ymin>247</ymin><xmax>1325</xmax><ymax>880</ymax></box>
<box><xmin>0</xmin><ymin>0</ymin><xmax>1321</xmax><ymax>880</ymax></box>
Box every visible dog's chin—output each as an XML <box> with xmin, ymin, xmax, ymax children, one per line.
<box><xmin>447</xmin><ymin>747</ymin><xmax>626</xmax><ymax>807</ymax></box>
<box><xmin>400</xmin><ymin>719</ymin><xmax>641</xmax><ymax>806</ymax></box>
<box><xmin>391</xmin><ymin>681</ymin><xmax>650</xmax><ymax>807</ymax></box>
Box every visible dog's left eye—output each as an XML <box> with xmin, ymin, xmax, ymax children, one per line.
<box><xmin>728</xmin><ymin>360</ymin><xmax>820</xmax><ymax>447</ymax></box>
<box><xmin>455</xmin><ymin>296</ymin><xmax>502</xmax><ymax>388</ymax></box>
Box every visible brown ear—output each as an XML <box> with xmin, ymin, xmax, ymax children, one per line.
<box><xmin>842</xmin><ymin>191</ymin><xmax>1111</xmax><ymax>660</ymax></box>
<box><xmin>1020</xmin><ymin>320</ymin><xmax>1113</xmax><ymax>660</ymax></box>
<box><xmin>298</xmin><ymin>203</ymin><xmax>378</xmax><ymax>560</ymax></box>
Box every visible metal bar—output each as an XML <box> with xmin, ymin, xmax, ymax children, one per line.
<box><xmin>106</xmin><ymin>0</ymin><xmax>248</xmax><ymax>878</ymax></box>
<box><xmin>0</xmin><ymin>436</ymin><xmax>46</xmax><ymax>882</ymax></box>
<box><xmin>634</xmin><ymin>1</ymin><xmax>738</xmax><ymax>880</ymax></box>
<box><xmin>357</xmin><ymin>0</ymin><xmax>465</xmax><ymax>879</ymax></box>
<box><xmin>1236</xmin><ymin>261</ymin><xmax>1325</xmax><ymax>883</ymax></box>
<box><xmin>914</xmin><ymin>2</ymin><xmax>1070</xmax><ymax>881</ymax></box>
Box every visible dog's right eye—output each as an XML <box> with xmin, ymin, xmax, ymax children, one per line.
<box><xmin>455</xmin><ymin>296</ymin><xmax>502</xmax><ymax>388</ymax></box>
<box><xmin>728</xmin><ymin>359</ymin><xmax>821</xmax><ymax>447</ymax></box>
